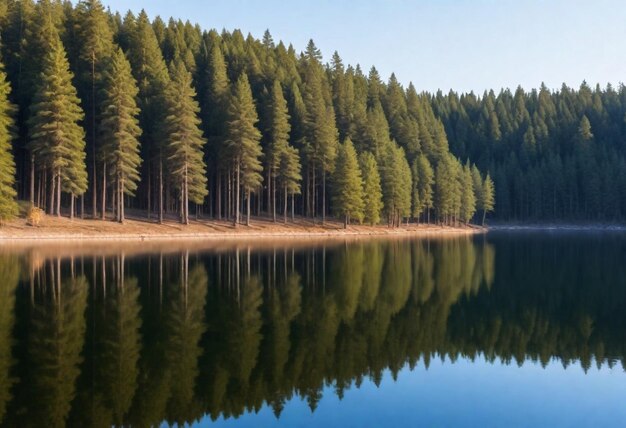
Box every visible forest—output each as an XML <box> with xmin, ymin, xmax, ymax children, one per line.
<box><xmin>0</xmin><ymin>0</ymin><xmax>495</xmax><ymax>228</ymax></box>
<box><xmin>2</xmin><ymin>236</ymin><xmax>625</xmax><ymax>426</ymax></box>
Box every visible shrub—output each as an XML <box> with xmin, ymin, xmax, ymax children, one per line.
<box><xmin>26</xmin><ymin>206</ymin><xmax>45</xmax><ymax>227</ymax></box>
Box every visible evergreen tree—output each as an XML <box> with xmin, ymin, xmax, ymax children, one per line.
<box><xmin>481</xmin><ymin>173</ymin><xmax>495</xmax><ymax>225</ymax></box>
<box><xmin>0</xmin><ymin>56</ymin><xmax>17</xmax><ymax>224</ymax></box>
<box><xmin>164</xmin><ymin>60</ymin><xmax>208</xmax><ymax>225</ymax></box>
<box><xmin>460</xmin><ymin>162</ymin><xmax>476</xmax><ymax>224</ymax></box>
<box><xmin>332</xmin><ymin>138</ymin><xmax>364</xmax><ymax>228</ymax></box>
<box><xmin>416</xmin><ymin>154</ymin><xmax>434</xmax><ymax>223</ymax></box>
<box><xmin>277</xmin><ymin>144</ymin><xmax>301</xmax><ymax>222</ymax></box>
<box><xmin>266</xmin><ymin>79</ymin><xmax>290</xmax><ymax>221</ymax></box>
<box><xmin>380</xmin><ymin>141</ymin><xmax>412</xmax><ymax>226</ymax></box>
<box><xmin>225</xmin><ymin>73</ymin><xmax>263</xmax><ymax>226</ymax></box>
<box><xmin>74</xmin><ymin>0</ymin><xmax>115</xmax><ymax>218</ymax></box>
<box><xmin>28</xmin><ymin>29</ymin><xmax>87</xmax><ymax>219</ymax></box>
<box><xmin>359</xmin><ymin>152</ymin><xmax>383</xmax><ymax>225</ymax></box>
<box><xmin>99</xmin><ymin>48</ymin><xmax>142</xmax><ymax>223</ymax></box>
<box><xmin>126</xmin><ymin>9</ymin><xmax>170</xmax><ymax>222</ymax></box>
<box><xmin>202</xmin><ymin>38</ymin><xmax>230</xmax><ymax>219</ymax></box>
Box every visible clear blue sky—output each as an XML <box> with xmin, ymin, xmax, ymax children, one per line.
<box><xmin>100</xmin><ymin>0</ymin><xmax>626</xmax><ymax>94</ymax></box>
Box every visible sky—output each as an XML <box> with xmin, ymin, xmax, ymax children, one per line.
<box><xmin>99</xmin><ymin>0</ymin><xmax>626</xmax><ymax>94</ymax></box>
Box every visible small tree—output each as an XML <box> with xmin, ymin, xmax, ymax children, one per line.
<box><xmin>481</xmin><ymin>173</ymin><xmax>495</xmax><ymax>225</ymax></box>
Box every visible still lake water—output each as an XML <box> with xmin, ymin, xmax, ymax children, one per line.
<box><xmin>0</xmin><ymin>232</ymin><xmax>626</xmax><ymax>427</ymax></box>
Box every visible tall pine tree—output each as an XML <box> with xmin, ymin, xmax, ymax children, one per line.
<box><xmin>28</xmin><ymin>28</ymin><xmax>87</xmax><ymax>219</ymax></box>
<box><xmin>99</xmin><ymin>48</ymin><xmax>142</xmax><ymax>223</ymax></box>
<box><xmin>332</xmin><ymin>138</ymin><xmax>364</xmax><ymax>228</ymax></box>
<box><xmin>0</xmin><ymin>56</ymin><xmax>17</xmax><ymax>224</ymax></box>
<box><xmin>225</xmin><ymin>73</ymin><xmax>263</xmax><ymax>226</ymax></box>
<box><xmin>164</xmin><ymin>60</ymin><xmax>208</xmax><ymax>225</ymax></box>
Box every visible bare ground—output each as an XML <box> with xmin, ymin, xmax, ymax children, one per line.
<box><xmin>0</xmin><ymin>213</ymin><xmax>483</xmax><ymax>244</ymax></box>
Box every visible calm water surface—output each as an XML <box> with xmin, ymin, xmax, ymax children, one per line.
<box><xmin>0</xmin><ymin>232</ymin><xmax>626</xmax><ymax>427</ymax></box>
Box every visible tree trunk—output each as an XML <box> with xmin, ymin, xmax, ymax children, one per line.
<box><xmin>101</xmin><ymin>163</ymin><xmax>107</xmax><ymax>220</ymax></box>
<box><xmin>70</xmin><ymin>194</ymin><xmax>75</xmax><ymax>220</ymax></box>
<box><xmin>284</xmin><ymin>186</ymin><xmax>288</xmax><ymax>223</ymax></box>
<box><xmin>272</xmin><ymin>176</ymin><xmax>277</xmax><ymax>222</ymax></box>
<box><xmin>29</xmin><ymin>154</ymin><xmax>35</xmax><ymax>207</ymax></box>
<box><xmin>291</xmin><ymin>193</ymin><xmax>295</xmax><ymax>222</ymax></box>
<box><xmin>159</xmin><ymin>158</ymin><xmax>164</xmax><ymax>224</ymax></box>
<box><xmin>234</xmin><ymin>161</ymin><xmax>240</xmax><ymax>227</ymax></box>
<box><xmin>267</xmin><ymin>166</ymin><xmax>271</xmax><ymax>217</ymax></box>
<box><xmin>91</xmin><ymin>53</ymin><xmax>98</xmax><ymax>220</ymax></box>
<box><xmin>246</xmin><ymin>188</ymin><xmax>251</xmax><ymax>226</ymax></box>
<box><xmin>56</xmin><ymin>170</ymin><xmax>61</xmax><ymax>217</ymax></box>
<box><xmin>120</xmin><ymin>176</ymin><xmax>125</xmax><ymax>223</ymax></box>
<box><xmin>217</xmin><ymin>173</ymin><xmax>222</xmax><ymax>220</ymax></box>
<box><xmin>48</xmin><ymin>170</ymin><xmax>55</xmax><ymax>215</ymax></box>
<box><xmin>322</xmin><ymin>168</ymin><xmax>326</xmax><ymax>225</ymax></box>
<box><xmin>147</xmin><ymin>161</ymin><xmax>151</xmax><ymax>219</ymax></box>
<box><xmin>482</xmin><ymin>209</ymin><xmax>486</xmax><ymax>226</ymax></box>
<box><xmin>344</xmin><ymin>214</ymin><xmax>348</xmax><ymax>229</ymax></box>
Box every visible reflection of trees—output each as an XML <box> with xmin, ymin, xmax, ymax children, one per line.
<box><xmin>9</xmin><ymin>235</ymin><xmax>626</xmax><ymax>426</ymax></box>
<box><xmin>19</xmin><ymin>260</ymin><xmax>87</xmax><ymax>428</ymax></box>
<box><xmin>0</xmin><ymin>256</ymin><xmax>18</xmax><ymax>424</ymax></box>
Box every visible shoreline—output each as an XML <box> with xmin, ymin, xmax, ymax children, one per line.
<box><xmin>0</xmin><ymin>216</ymin><xmax>483</xmax><ymax>245</ymax></box>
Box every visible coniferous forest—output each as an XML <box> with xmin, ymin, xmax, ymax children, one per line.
<box><xmin>2</xmin><ymin>2</ymin><xmax>625</xmax><ymax>226</ymax></box>
<box><xmin>0</xmin><ymin>0</ymin><xmax>495</xmax><ymax>227</ymax></box>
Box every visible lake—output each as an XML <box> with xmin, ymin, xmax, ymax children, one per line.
<box><xmin>0</xmin><ymin>232</ymin><xmax>625</xmax><ymax>427</ymax></box>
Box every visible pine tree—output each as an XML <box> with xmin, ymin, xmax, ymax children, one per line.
<box><xmin>203</xmin><ymin>40</ymin><xmax>230</xmax><ymax>219</ymax></box>
<box><xmin>471</xmin><ymin>165</ymin><xmax>484</xmax><ymax>222</ymax></box>
<box><xmin>332</xmin><ymin>138</ymin><xmax>364</xmax><ymax>228</ymax></box>
<box><xmin>0</xmin><ymin>56</ymin><xmax>17</xmax><ymax>224</ymax></box>
<box><xmin>266</xmin><ymin>79</ymin><xmax>290</xmax><ymax>221</ymax></box>
<box><xmin>481</xmin><ymin>173</ymin><xmax>495</xmax><ymax>225</ymax></box>
<box><xmin>126</xmin><ymin>10</ymin><xmax>170</xmax><ymax>222</ymax></box>
<box><xmin>225</xmin><ymin>73</ymin><xmax>263</xmax><ymax>226</ymax></box>
<box><xmin>28</xmin><ymin>29</ymin><xmax>87</xmax><ymax>219</ymax></box>
<box><xmin>277</xmin><ymin>144</ymin><xmax>301</xmax><ymax>222</ymax></box>
<box><xmin>380</xmin><ymin>140</ymin><xmax>412</xmax><ymax>226</ymax></box>
<box><xmin>460</xmin><ymin>162</ymin><xmax>476</xmax><ymax>224</ymax></box>
<box><xmin>164</xmin><ymin>61</ymin><xmax>208</xmax><ymax>225</ymax></box>
<box><xmin>99</xmin><ymin>48</ymin><xmax>142</xmax><ymax>223</ymax></box>
<box><xmin>74</xmin><ymin>0</ymin><xmax>114</xmax><ymax>218</ymax></box>
<box><xmin>416</xmin><ymin>154</ymin><xmax>434</xmax><ymax>223</ymax></box>
<box><xmin>359</xmin><ymin>152</ymin><xmax>383</xmax><ymax>225</ymax></box>
<box><xmin>302</xmin><ymin>46</ymin><xmax>338</xmax><ymax>223</ymax></box>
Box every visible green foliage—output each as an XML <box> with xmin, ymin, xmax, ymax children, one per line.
<box><xmin>0</xmin><ymin>2</ymin><xmax>492</xmax><ymax>225</ymax></box>
<box><xmin>0</xmin><ymin>56</ymin><xmax>17</xmax><ymax>223</ymax></box>
<box><xmin>100</xmin><ymin>48</ymin><xmax>142</xmax><ymax>221</ymax></box>
<box><xmin>379</xmin><ymin>140</ymin><xmax>412</xmax><ymax>225</ymax></box>
<box><xmin>164</xmin><ymin>60</ymin><xmax>208</xmax><ymax>222</ymax></box>
<box><xmin>332</xmin><ymin>138</ymin><xmax>365</xmax><ymax>226</ymax></box>
<box><xmin>359</xmin><ymin>152</ymin><xmax>383</xmax><ymax>225</ymax></box>
<box><xmin>28</xmin><ymin>28</ymin><xmax>88</xmax><ymax>203</ymax></box>
<box><xmin>225</xmin><ymin>73</ymin><xmax>264</xmax><ymax>192</ymax></box>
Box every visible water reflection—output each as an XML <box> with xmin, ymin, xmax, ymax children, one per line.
<box><xmin>0</xmin><ymin>235</ymin><xmax>624</xmax><ymax>426</ymax></box>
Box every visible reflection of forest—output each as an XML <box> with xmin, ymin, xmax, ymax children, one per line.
<box><xmin>0</xmin><ymin>235</ymin><xmax>623</xmax><ymax>426</ymax></box>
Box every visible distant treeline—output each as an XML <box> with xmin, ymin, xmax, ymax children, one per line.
<box><xmin>433</xmin><ymin>84</ymin><xmax>626</xmax><ymax>221</ymax></box>
<box><xmin>0</xmin><ymin>0</ymin><xmax>494</xmax><ymax>227</ymax></box>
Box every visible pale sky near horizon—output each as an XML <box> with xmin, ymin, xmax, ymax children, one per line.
<box><xmin>99</xmin><ymin>0</ymin><xmax>626</xmax><ymax>94</ymax></box>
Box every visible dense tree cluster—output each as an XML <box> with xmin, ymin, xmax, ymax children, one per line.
<box><xmin>0</xmin><ymin>0</ymin><xmax>490</xmax><ymax>226</ymax></box>
<box><xmin>433</xmin><ymin>83</ymin><xmax>626</xmax><ymax>221</ymax></box>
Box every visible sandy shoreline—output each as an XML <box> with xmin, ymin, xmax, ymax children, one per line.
<box><xmin>0</xmin><ymin>216</ymin><xmax>483</xmax><ymax>245</ymax></box>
